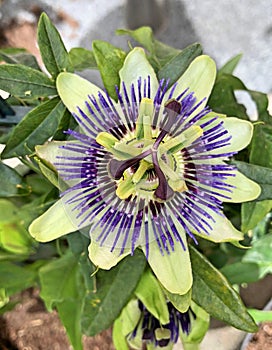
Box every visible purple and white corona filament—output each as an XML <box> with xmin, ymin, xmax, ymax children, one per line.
<box><xmin>56</xmin><ymin>77</ymin><xmax>236</xmax><ymax>257</ymax></box>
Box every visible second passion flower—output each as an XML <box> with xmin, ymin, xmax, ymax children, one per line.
<box><xmin>29</xmin><ymin>48</ymin><xmax>260</xmax><ymax>294</ymax></box>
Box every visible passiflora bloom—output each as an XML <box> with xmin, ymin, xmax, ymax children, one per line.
<box><xmin>129</xmin><ymin>301</ymin><xmax>195</xmax><ymax>349</ymax></box>
<box><xmin>29</xmin><ymin>48</ymin><xmax>260</xmax><ymax>294</ymax></box>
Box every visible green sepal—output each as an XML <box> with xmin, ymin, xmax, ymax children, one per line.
<box><xmin>135</xmin><ymin>269</ymin><xmax>169</xmax><ymax>324</ymax></box>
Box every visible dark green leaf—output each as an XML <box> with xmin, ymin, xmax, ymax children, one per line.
<box><xmin>0</xmin><ymin>163</ymin><xmax>30</xmax><ymax>197</ymax></box>
<box><xmin>81</xmin><ymin>250</ymin><xmax>146</xmax><ymax>336</ymax></box>
<box><xmin>2</xmin><ymin>97</ymin><xmax>66</xmax><ymax>158</ymax></box>
<box><xmin>0</xmin><ymin>50</ymin><xmax>41</xmax><ymax>70</ymax></box>
<box><xmin>190</xmin><ymin>246</ymin><xmax>258</xmax><ymax>332</ymax></box>
<box><xmin>249</xmin><ymin>90</ymin><xmax>272</xmax><ymax>124</ymax></box>
<box><xmin>69</xmin><ymin>48</ymin><xmax>97</xmax><ymax>71</ymax></box>
<box><xmin>0</xmin><ymin>261</ymin><xmax>37</xmax><ymax>295</ymax></box>
<box><xmin>242</xmin><ymin>200</ymin><xmax>272</xmax><ymax>232</ymax></box>
<box><xmin>243</xmin><ymin>234</ymin><xmax>272</xmax><ymax>269</ymax></box>
<box><xmin>218</xmin><ymin>54</ymin><xmax>243</xmax><ymax>75</ymax></box>
<box><xmin>0</xmin><ymin>64</ymin><xmax>56</xmax><ymax>97</ymax></box>
<box><xmin>38</xmin><ymin>13</ymin><xmax>72</xmax><ymax>77</ymax></box>
<box><xmin>57</xmin><ymin>299</ymin><xmax>83</xmax><ymax>350</ymax></box>
<box><xmin>233</xmin><ymin>161</ymin><xmax>272</xmax><ymax>201</ymax></box>
<box><xmin>92</xmin><ymin>40</ymin><xmax>126</xmax><ymax>99</ymax></box>
<box><xmin>157</xmin><ymin>43</ymin><xmax>202</xmax><ymax>87</ymax></box>
<box><xmin>39</xmin><ymin>252</ymin><xmax>82</xmax><ymax>310</ymax></box>
<box><xmin>208</xmin><ymin>74</ymin><xmax>248</xmax><ymax>118</ymax></box>
<box><xmin>250</xmin><ymin>124</ymin><xmax>272</xmax><ymax>167</ymax></box>
<box><xmin>220</xmin><ymin>262</ymin><xmax>261</xmax><ymax>284</ymax></box>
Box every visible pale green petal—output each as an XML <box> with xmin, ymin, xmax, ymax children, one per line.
<box><xmin>170</xmin><ymin>55</ymin><xmax>216</xmax><ymax>106</ymax></box>
<box><xmin>36</xmin><ymin>141</ymin><xmax>68</xmax><ymax>168</ymax></box>
<box><xmin>144</xmin><ymin>236</ymin><xmax>192</xmax><ymax>295</ymax></box>
<box><xmin>56</xmin><ymin>72</ymin><xmax>102</xmax><ymax>114</ymax></box>
<box><xmin>193</xmin><ymin>211</ymin><xmax>243</xmax><ymax>243</ymax></box>
<box><xmin>88</xmin><ymin>241</ymin><xmax>130</xmax><ymax>269</ymax></box>
<box><xmin>119</xmin><ymin>47</ymin><xmax>158</xmax><ymax>98</ymax></box>
<box><xmin>29</xmin><ymin>198</ymin><xmax>78</xmax><ymax>242</ymax></box>
<box><xmin>200</xmin><ymin>114</ymin><xmax>254</xmax><ymax>154</ymax></box>
<box><xmin>224</xmin><ymin>170</ymin><xmax>261</xmax><ymax>202</ymax></box>
<box><xmin>135</xmin><ymin>269</ymin><xmax>169</xmax><ymax>324</ymax></box>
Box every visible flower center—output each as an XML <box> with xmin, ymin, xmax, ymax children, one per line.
<box><xmin>96</xmin><ymin>98</ymin><xmax>203</xmax><ymax>202</ymax></box>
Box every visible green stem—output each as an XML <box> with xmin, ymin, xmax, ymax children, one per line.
<box><xmin>182</xmin><ymin>342</ymin><xmax>200</xmax><ymax>350</ymax></box>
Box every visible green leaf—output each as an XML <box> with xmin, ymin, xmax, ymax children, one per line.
<box><xmin>116</xmin><ymin>27</ymin><xmax>155</xmax><ymax>54</ymax></box>
<box><xmin>81</xmin><ymin>250</ymin><xmax>146</xmax><ymax>336</ymax></box>
<box><xmin>233</xmin><ymin>161</ymin><xmax>272</xmax><ymax>201</ymax></box>
<box><xmin>0</xmin><ymin>64</ymin><xmax>56</xmax><ymax>97</ymax></box>
<box><xmin>92</xmin><ymin>40</ymin><xmax>126</xmax><ymax>99</ymax></box>
<box><xmin>242</xmin><ymin>200</ymin><xmax>272</xmax><ymax>232</ymax></box>
<box><xmin>157</xmin><ymin>43</ymin><xmax>202</xmax><ymax>87</ymax></box>
<box><xmin>0</xmin><ymin>261</ymin><xmax>37</xmax><ymax>295</ymax></box>
<box><xmin>243</xmin><ymin>234</ymin><xmax>272</xmax><ymax>270</ymax></box>
<box><xmin>2</xmin><ymin>97</ymin><xmax>66</xmax><ymax>158</ymax></box>
<box><xmin>57</xmin><ymin>299</ymin><xmax>83</xmax><ymax>350</ymax></box>
<box><xmin>39</xmin><ymin>252</ymin><xmax>81</xmax><ymax>311</ymax></box>
<box><xmin>0</xmin><ymin>50</ymin><xmax>41</xmax><ymax>70</ymax></box>
<box><xmin>249</xmin><ymin>90</ymin><xmax>272</xmax><ymax>124</ymax></box>
<box><xmin>208</xmin><ymin>74</ymin><xmax>248</xmax><ymax>119</ymax></box>
<box><xmin>190</xmin><ymin>246</ymin><xmax>258</xmax><ymax>332</ymax></box>
<box><xmin>0</xmin><ymin>199</ymin><xmax>34</xmax><ymax>255</ymax></box>
<box><xmin>38</xmin><ymin>13</ymin><xmax>72</xmax><ymax>77</ymax></box>
<box><xmin>248</xmin><ymin>309</ymin><xmax>272</xmax><ymax>323</ymax></box>
<box><xmin>69</xmin><ymin>48</ymin><xmax>97</xmax><ymax>71</ymax></box>
<box><xmin>0</xmin><ymin>162</ymin><xmax>30</xmax><ymax>197</ymax></box>
<box><xmin>220</xmin><ymin>262</ymin><xmax>261</xmax><ymax>284</ymax></box>
<box><xmin>250</xmin><ymin>124</ymin><xmax>272</xmax><ymax>168</ymax></box>
<box><xmin>218</xmin><ymin>54</ymin><xmax>243</xmax><ymax>75</ymax></box>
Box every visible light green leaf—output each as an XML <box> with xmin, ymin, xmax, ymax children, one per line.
<box><xmin>113</xmin><ymin>316</ymin><xmax>130</xmax><ymax>350</ymax></box>
<box><xmin>116</xmin><ymin>27</ymin><xmax>155</xmax><ymax>54</ymax></box>
<box><xmin>248</xmin><ymin>309</ymin><xmax>272</xmax><ymax>323</ymax></box>
<box><xmin>135</xmin><ymin>269</ymin><xmax>169</xmax><ymax>324</ymax></box>
<box><xmin>81</xmin><ymin>250</ymin><xmax>146</xmax><ymax>336</ymax></box>
<box><xmin>38</xmin><ymin>13</ymin><xmax>72</xmax><ymax>77</ymax></box>
<box><xmin>0</xmin><ymin>64</ymin><xmax>57</xmax><ymax>97</ymax></box>
<box><xmin>190</xmin><ymin>246</ymin><xmax>258</xmax><ymax>332</ymax></box>
<box><xmin>2</xmin><ymin>97</ymin><xmax>66</xmax><ymax>158</ymax></box>
<box><xmin>92</xmin><ymin>40</ymin><xmax>126</xmax><ymax>99</ymax></box>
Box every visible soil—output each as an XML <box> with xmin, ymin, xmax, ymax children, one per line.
<box><xmin>0</xmin><ymin>289</ymin><xmax>115</xmax><ymax>350</ymax></box>
<box><xmin>246</xmin><ymin>323</ymin><xmax>272</xmax><ymax>350</ymax></box>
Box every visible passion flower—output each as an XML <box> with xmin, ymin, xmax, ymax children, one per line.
<box><xmin>29</xmin><ymin>48</ymin><xmax>260</xmax><ymax>294</ymax></box>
